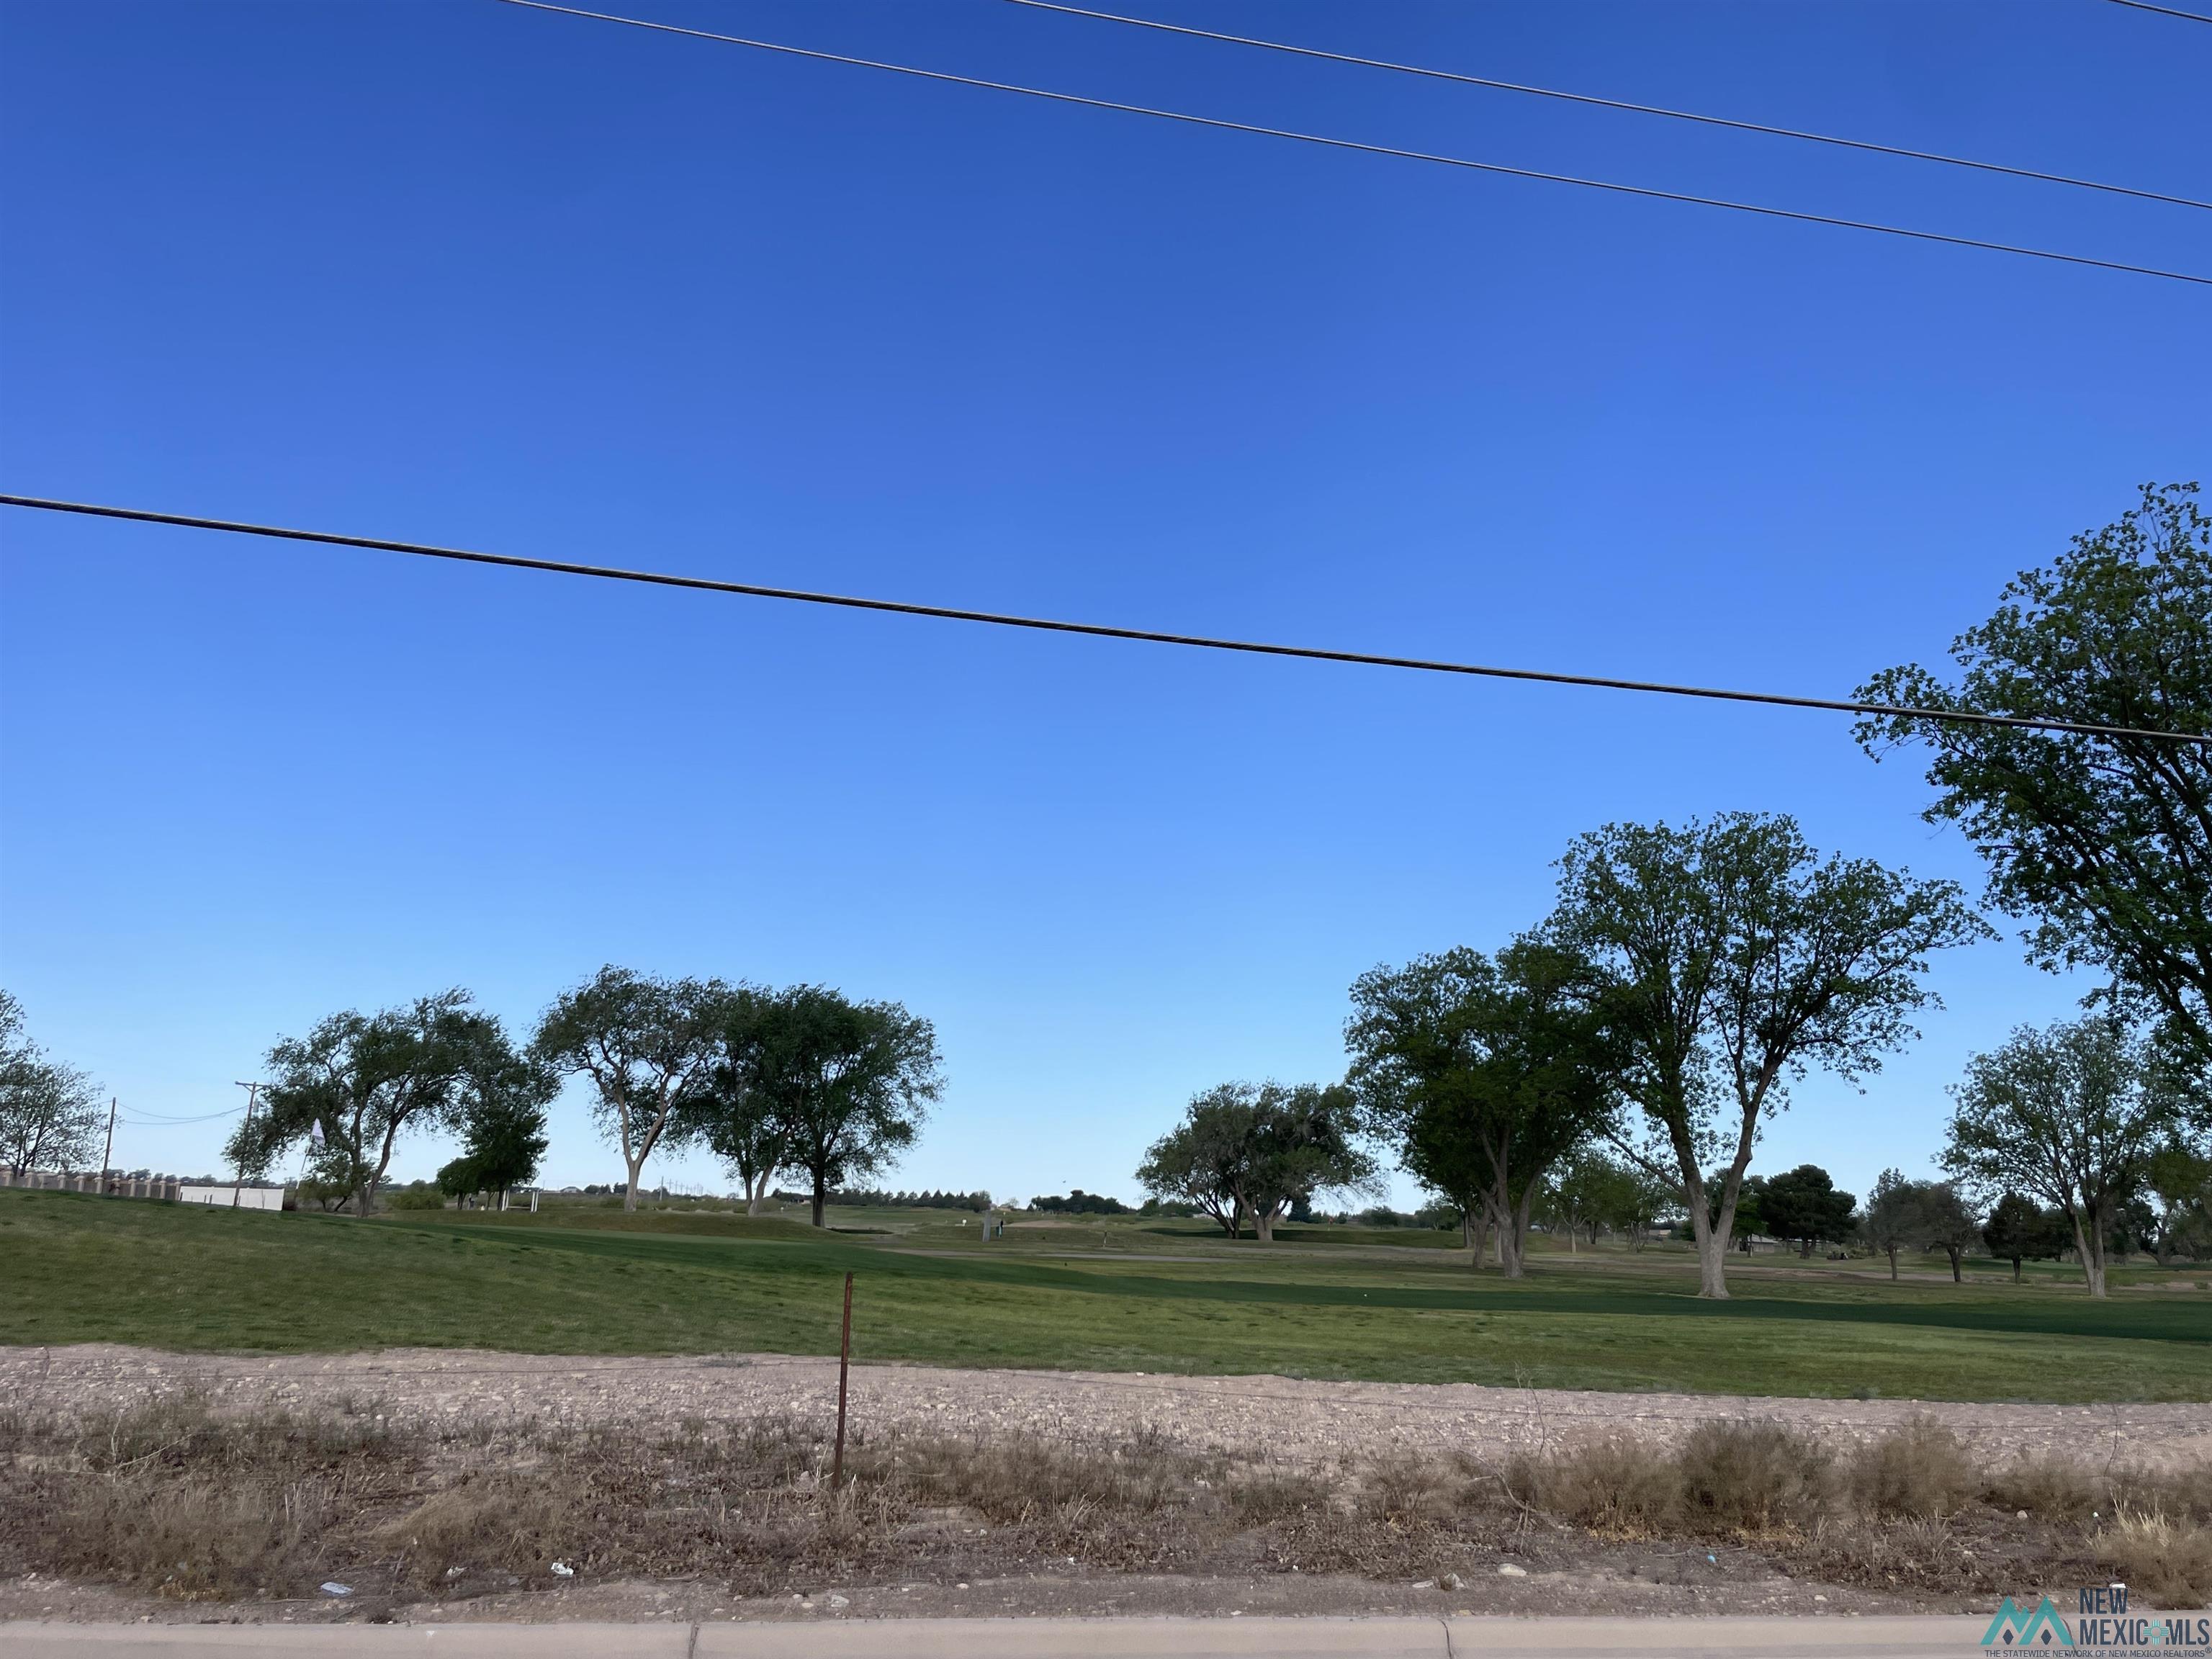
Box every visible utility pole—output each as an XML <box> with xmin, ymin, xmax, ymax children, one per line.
<box><xmin>99</xmin><ymin>1097</ymin><xmax>117</xmax><ymax>1197</ymax></box>
<box><xmin>230</xmin><ymin>1082</ymin><xmax>262</xmax><ymax>1209</ymax></box>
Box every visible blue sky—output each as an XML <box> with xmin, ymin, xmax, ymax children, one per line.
<box><xmin>2</xmin><ymin>0</ymin><xmax>2206</xmax><ymax>1207</ymax></box>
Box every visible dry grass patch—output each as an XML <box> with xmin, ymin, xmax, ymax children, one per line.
<box><xmin>2098</xmin><ymin>1508</ymin><xmax>2212</xmax><ymax>1606</ymax></box>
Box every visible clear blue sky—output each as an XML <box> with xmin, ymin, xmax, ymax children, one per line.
<box><xmin>2</xmin><ymin>0</ymin><xmax>2206</xmax><ymax>1205</ymax></box>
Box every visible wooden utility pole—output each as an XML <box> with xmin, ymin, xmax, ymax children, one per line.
<box><xmin>99</xmin><ymin>1097</ymin><xmax>117</xmax><ymax>1197</ymax></box>
<box><xmin>832</xmin><ymin>1271</ymin><xmax>855</xmax><ymax>1488</ymax></box>
<box><xmin>230</xmin><ymin>1082</ymin><xmax>262</xmax><ymax>1209</ymax></box>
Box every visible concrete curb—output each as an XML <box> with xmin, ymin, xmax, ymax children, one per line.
<box><xmin>0</xmin><ymin>1616</ymin><xmax>1992</xmax><ymax>1657</ymax></box>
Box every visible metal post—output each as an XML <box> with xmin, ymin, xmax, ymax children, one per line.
<box><xmin>230</xmin><ymin>1082</ymin><xmax>261</xmax><ymax>1208</ymax></box>
<box><xmin>831</xmin><ymin>1270</ymin><xmax>854</xmax><ymax>1488</ymax></box>
<box><xmin>99</xmin><ymin>1098</ymin><xmax>117</xmax><ymax>1197</ymax></box>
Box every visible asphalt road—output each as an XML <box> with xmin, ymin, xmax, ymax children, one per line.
<box><xmin>0</xmin><ymin>1616</ymin><xmax>1995</xmax><ymax>1657</ymax></box>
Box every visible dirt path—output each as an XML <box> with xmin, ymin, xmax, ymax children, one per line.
<box><xmin>9</xmin><ymin>1344</ymin><xmax>2208</xmax><ymax>1470</ymax></box>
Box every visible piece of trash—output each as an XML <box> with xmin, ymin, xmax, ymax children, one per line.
<box><xmin>827</xmin><ymin>1594</ymin><xmax>849</xmax><ymax>1609</ymax></box>
<box><xmin>2018</xmin><ymin>1510</ymin><xmax>2030</xmax><ymax>1520</ymax></box>
<box><xmin>1814</xmin><ymin>1595</ymin><xmax>1828</xmax><ymax>1603</ymax></box>
<box><xmin>319</xmin><ymin>1583</ymin><xmax>353</xmax><ymax>1598</ymax></box>
<box><xmin>444</xmin><ymin>1567</ymin><xmax>464</xmax><ymax>1581</ymax></box>
<box><xmin>1707</xmin><ymin>1555</ymin><xmax>1717</xmax><ymax>1564</ymax></box>
<box><xmin>1411</xmin><ymin>1579</ymin><xmax>1435</xmax><ymax>1590</ymax></box>
<box><xmin>549</xmin><ymin>1562</ymin><xmax>575</xmax><ymax>1578</ymax></box>
<box><xmin>1497</xmin><ymin>1563</ymin><xmax>1527</xmax><ymax>1578</ymax></box>
<box><xmin>1439</xmin><ymin>1572</ymin><xmax>1465</xmax><ymax>1591</ymax></box>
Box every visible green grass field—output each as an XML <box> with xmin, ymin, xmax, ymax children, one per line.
<box><xmin>4</xmin><ymin>1188</ymin><xmax>2206</xmax><ymax>1402</ymax></box>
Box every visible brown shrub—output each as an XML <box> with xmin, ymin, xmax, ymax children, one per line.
<box><xmin>1847</xmin><ymin>1416</ymin><xmax>1976</xmax><ymax>1519</ymax></box>
<box><xmin>375</xmin><ymin>1474</ymin><xmax>583</xmax><ymax>1586</ymax></box>
<box><xmin>2098</xmin><ymin>1509</ymin><xmax>2212</xmax><ymax>1607</ymax></box>
<box><xmin>1514</xmin><ymin>1432</ymin><xmax>1680</xmax><ymax>1535</ymax></box>
<box><xmin>55</xmin><ymin>1473</ymin><xmax>320</xmax><ymax>1599</ymax></box>
<box><xmin>1676</xmin><ymin>1419</ymin><xmax>1833</xmax><ymax>1533</ymax></box>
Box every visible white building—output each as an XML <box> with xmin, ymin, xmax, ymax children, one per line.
<box><xmin>176</xmin><ymin>1182</ymin><xmax>285</xmax><ymax>1211</ymax></box>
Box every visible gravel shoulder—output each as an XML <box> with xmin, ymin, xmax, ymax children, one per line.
<box><xmin>9</xmin><ymin>1344</ymin><xmax>2208</xmax><ymax>1470</ymax></box>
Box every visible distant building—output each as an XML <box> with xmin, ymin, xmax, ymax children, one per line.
<box><xmin>176</xmin><ymin>1182</ymin><xmax>285</xmax><ymax>1211</ymax></box>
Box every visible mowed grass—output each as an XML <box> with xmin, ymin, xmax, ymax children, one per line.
<box><xmin>4</xmin><ymin>1190</ymin><xmax>2207</xmax><ymax>1402</ymax></box>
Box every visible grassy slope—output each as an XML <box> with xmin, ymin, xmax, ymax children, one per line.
<box><xmin>4</xmin><ymin>1190</ymin><xmax>2206</xmax><ymax>1401</ymax></box>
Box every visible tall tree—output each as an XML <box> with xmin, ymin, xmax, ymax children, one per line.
<box><xmin>1136</xmin><ymin>1082</ymin><xmax>1374</xmax><ymax>1242</ymax></box>
<box><xmin>1982</xmin><ymin>1191</ymin><xmax>2069</xmax><ymax>1283</ymax></box>
<box><xmin>1917</xmin><ymin>1181</ymin><xmax>1981</xmax><ymax>1283</ymax></box>
<box><xmin>1759</xmin><ymin>1164</ymin><xmax>1858</xmax><ymax>1259</ymax></box>
<box><xmin>1549</xmin><ymin>814</ymin><xmax>1984</xmax><ymax>1298</ymax></box>
<box><xmin>0</xmin><ymin>990</ymin><xmax>106</xmax><ymax>1172</ymax></box>
<box><xmin>1347</xmin><ymin>941</ymin><xmax>1620</xmax><ymax>1277</ymax></box>
<box><xmin>533</xmin><ymin>966</ymin><xmax>727</xmax><ymax>1213</ymax></box>
<box><xmin>1942</xmin><ymin>1017</ymin><xmax>2201</xmax><ymax>1296</ymax></box>
<box><xmin>1861</xmin><ymin>1168</ymin><xmax>1925</xmax><ymax>1281</ymax></box>
<box><xmin>1858</xmin><ymin>483</ymin><xmax>2212</xmax><ymax>1056</ymax></box>
<box><xmin>674</xmin><ymin>984</ymin><xmax>791</xmax><ymax>1215</ymax></box>
<box><xmin>439</xmin><ymin>1035</ymin><xmax>557</xmax><ymax>1205</ymax></box>
<box><xmin>232</xmin><ymin>989</ymin><xmax>501</xmax><ymax>1213</ymax></box>
<box><xmin>739</xmin><ymin>984</ymin><xmax>940</xmax><ymax>1227</ymax></box>
<box><xmin>2145</xmin><ymin>1143</ymin><xmax>2212</xmax><ymax>1263</ymax></box>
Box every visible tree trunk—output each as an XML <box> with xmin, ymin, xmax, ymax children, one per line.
<box><xmin>811</xmin><ymin>1174</ymin><xmax>827</xmax><ymax>1228</ymax></box>
<box><xmin>2066</xmin><ymin>1204</ymin><xmax>2108</xmax><ymax>1298</ymax></box>
<box><xmin>1946</xmin><ymin>1246</ymin><xmax>1963</xmax><ymax>1283</ymax></box>
<box><xmin>1887</xmin><ymin>1246</ymin><xmax>1899</xmax><ymax>1281</ymax></box>
<box><xmin>623</xmin><ymin>1152</ymin><xmax>646</xmax><ymax>1213</ymax></box>
<box><xmin>1687</xmin><ymin>1190</ymin><xmax>1732</xmax><ymax>1299</ymax></box>
<box><xmin>1255</xmin><ymin>1206</ymin><xmax>1277</xmax><ymax>1244</ymax></box>
<box><xmin>2011</xmin><ymin>1255</ymin><xmax>2023</xmax><ymax>1283</ymax></box>
<box><xmin>1470</xmin><ymin>1208</ymin><xmax>1491</xmax><ymax>1268</ymax></box>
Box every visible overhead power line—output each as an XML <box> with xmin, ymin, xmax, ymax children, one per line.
<box><xmin>2105</xmin><ymin>0</ymin><xmax>2212</xmax><ymax>21</ymax></box>
<box><xmin>4</xmin><ymin>494</ymin><xmax>2204</xmax><ymax>746</ymax></box>
<box><xmin>1007</xmin><ymin>0</ymin><xmax>2212</xmax><ymax>214</ymax></box>
<box><xmin>490</xmin><ymin>0</ymin><xmax>2212</xmax><ymax>289</ymax></box>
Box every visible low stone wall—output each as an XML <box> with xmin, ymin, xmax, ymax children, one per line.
<box><xmin>1</xmin><ymin>1168</ymin><xmax>183</xmax><ymax>1200</ymax></box>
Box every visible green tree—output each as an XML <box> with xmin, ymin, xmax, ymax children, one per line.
<box><xmin>1347</xmin><ymin>941</ymin><xmax>1620</xmax><ymax>1277</ymax></box>
<box><xmin>2146</xmin><ymin>1143</ymin><xmax>2212</xmax><ymax>1262</ymax></box>
<box><xmin>1941</xmin><ymin>1017</ymin><xmax>2200</xmax><ymax>1297</ymax></box>
<box><xmin>1917</xmin><ymin>1180</ymin><xmax>1981</xmax><ymax>1283</ymax></box>
<box><xmin>1136</xmin><ymin>1081</ymin><xmax>1375</xmax><ymax>1244</ymax></box>
<box><xmin>673</xmin><ymin>984</ymin><xmax>793</xmax><ymax>1215</ymax></box>
<box><xmin>233</xmin><ymin>989</ymin><xmax>501</xmax><ymax>1213</ymax></box>
<box><xmin>1760</xmin><ymin>1164</ymin><xmax>1858</xmax><ymax>1259</ymax></box>
<box><xmin>1981</xmin><ymin>1191</ymin><xmax>2069</xmax><ymax>1282</ymax></box>
<box><xmin>1549</xmin><ymin>814</ymin><xmax>1985</xmax><ymax>1298</ymax></box>
<box><xmin>739</xmin><ymin>984</ymin><xmax>941</xmax><ymax>1228</ymax></box>
<box><xmin>533</xmin><ymin>966</ymin><xmax>727</xmax><ymax>1213</ymax></box>
<box><xmin>1861</xmin><ymin>1167</ymin><xmax>1927</xmax><ymax>1281</ymax></box>
<box><xmin>439</xmin><ymin>1038</ymin><xmax>556</xmax><ymax>1205</ymax></box>
<box><xmin>0</xmin><ymin>990</ymin><xmax>105</xmax><ymax>1173</ymax></box>
<box><xmin>1544</xmin><ymin>1147</ymin><xmax>1645</xmax><ymax>1252</ymax></box>
<box><xmin>1858</xmin><ymin>483</ymin><xmax>2212</xmax><ymax>1057</ymax></box>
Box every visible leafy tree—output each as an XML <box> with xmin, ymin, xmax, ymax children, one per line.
<box><xmin>1861</xmin><ymin>1167</ymin><xmax>1927</xmax><ymax>1281</ymax></box>
<box><xmin>0</xmin><ymin>990</ymin><xmax>105</xmax><ymax>1172</ymax></box>
<box><xmin>674</xmin><ymin>984</ymin><xmax>789</xmax><ymax>1215</ymax></box>
<box><xmin>1917</xmin><ymin>1180</ymin><xmax>1981</xmax><ymax>1283</ymax></box>
<box><xmin>1347</xmin><ymin>941</ymin><xmax>1619</xmax><ymax>1277</ymax></box>
<box><xmin>1760</xmin><ymin>1164</ymin><xmax>1858</xmax><ymax>1259</ymax></box>
<box><xmin>739</xmin><ymin>984</ymin><xmax>941</xmax><ymax>1228</ymax></box>
<box><xmin>1550</xmin><ymin>814</ymin><xmax>1984</xmax><ymax>1298</ymax></box>
<box><xmin>2146</xmin><ymin>1143</ymin><xmax>2212</xmax><ymax>1262</ymax></box>
<box><xmin>1137</xmin><ymin>1086</ymin><xmax>1253</xmax><ymax>1237</ymax></box>
<box><xmin>231</xmin><ymin>989</ymin><xmax>511</xmax><ymax>1213</ymax></box>
<box><xmin>1544</xmin><ymin>1147</ymin><xmax>1646</xmax><ymax>1252</ymax></box>
<box><xmin>1981</xmin><ymin>1191</ymin><xmax>2070</xmax><ymax>1282</ymax></box>
<box><xmin>1858</xmin><ymin>484</ymin><xmax>2212</xmax><ymax>1057</ymax></box>
<box><xmin>439</xmin><ymin>1042</ymin><xmax>556</xmax><ymax>1205</ymax></box>
<box><xmin>534</xmin><ymin>966</ymin><xmax>727</xmax><ymax>1213</ymax></box>
<box><xmin>1137</xmin><ymin>1081</ymin><xmax>1374</xmax><ymax>1244</ymax></box>
<box><xmin>1942</xmin><ymin>1017</ymin><xmax>2201</xmax><ymax>1297</ymax></box>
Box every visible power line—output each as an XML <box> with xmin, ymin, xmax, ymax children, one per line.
<box><xmin>2105</xmin><ymin>0</ymin><xmax>2212</xmax><ymax>21</ymax></box>
<box><xmin>489</xmin><ymin>0</ymin><xmax>2212</xmax><ymax>290</ymax></box>
<box><xmin>1007</xmin><ymin>0</ymin><xmax>2212</xmax><ymax>214</ymax></box>
<box><xmin>5</xmin><ymin>493</ymin><xmax>2205</xmax><ymax>747</ymax></box>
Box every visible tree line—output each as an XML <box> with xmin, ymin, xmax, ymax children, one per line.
<box><xmin>216</xmin><ymin>967</ymin><xmax>941</xmax><ymax>1226</ymax></box>
<box><xmin>1138</xmin><ymin>486</ymin><xmax>2212</xmax><ymax>1299</ymax></box>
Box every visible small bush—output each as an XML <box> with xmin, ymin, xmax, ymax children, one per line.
<box><xmin>384</xmin><ymin>1185</ymin><xmax>446</xmax><ymax>1212</ymax></box>
<box><xmin>2098</xmin><ymin>1508</ymin><xmax>2212</xmax><ymax>1606</ymax></box>
<box><xmin>1848</xmin><ymin>1416</ymin><xmax>1975</xmax><ymax>1519</ymax></box>
<box><xmin>1516</xmin><ymin>1432</ymin><xmax>1680</xmax><ymax>1534</ymax></box>
<box><xmin>1676</xmin><ymin>1419</ymin><xmax>1832</xmax><ymax>1532</ymax></box>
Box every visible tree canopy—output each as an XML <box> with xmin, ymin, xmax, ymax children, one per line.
<box><xmin>0</xmin><ymin>990</ymin><xmax>105</xmax><ymax>1174</ymax></box>
<box><xmin>1858</xmin><ymin>483</ymin><xmax>2212</xmax><ymax>1056</ymax></box>
<box><xmin>1758</xmin><ymin>1164</ymin><xmax>1858</xmax><ymax>1258</ymax></box>
<box><xmin>1346</xmin><ymin>940</ymin><xmax>1617</xmax><ymax>1276</ymax></box>
<box><xmin>1942</xmin><ymin>1015</ymin><xmax>2201</xmax><ymax>1296</ymax></box>
<box><xmin>1137</xmin><ymin>1081</ymin><xmax>1374</xmax><ymax>1243</ymax></box>
<box><xmin>533</xmin><ymin>966</ymin><xmax>728</xmax><ymax>1212</ymax></box>
<box><xmin>233</xmin><ymin>989</ymin><xmax>517</xmax><ymax>1213</ymax></box>
<box><xmin>1547</xmin><ymin>812</ymin><xmax>1983</xmax><ymax>1298</ymax></box>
